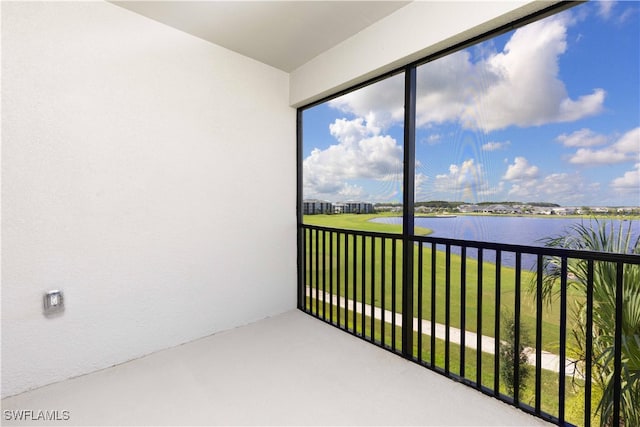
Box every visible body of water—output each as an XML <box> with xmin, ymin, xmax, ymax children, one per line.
<box><xmin>371</xmin><ymin>215</ymin><xmax>639</xmax><ymax>268</ymax></box>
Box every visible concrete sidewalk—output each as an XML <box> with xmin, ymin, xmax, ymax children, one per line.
<box><xmin>306</xmin><ymin>286</ymin><xmax>578</xmax><ymax>376</ymax></box>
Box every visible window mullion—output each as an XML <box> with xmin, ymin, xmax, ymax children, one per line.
<box><xmin>401</xmin><ymin>65</ymin><xmax>417</xmax><ymax>358</ymax></box>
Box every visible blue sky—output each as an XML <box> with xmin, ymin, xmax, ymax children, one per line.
<box><xmin>303</xmin><ymin>1</ymin><xmax>639</xmax><ymax>206</ymax></box>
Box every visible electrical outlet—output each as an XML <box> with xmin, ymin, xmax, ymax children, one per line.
<box><xmin>43</xmin><ymin>290</ymin><xmax>64</xmax><ymax>315</ymax></box>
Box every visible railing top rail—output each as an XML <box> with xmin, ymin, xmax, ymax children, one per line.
<box><xmin>300</xmin><ymin>223</ymin><xmax>403</xmax><ymax>240</ymax></box>
<box><xmin>413</xmin><ymin>234</ymin><xmax>640</xmax><ymax>264</ymax></box>
<box><xmin>300</xmin><ymin>223</ymin><xmax>640</xmax><ymax>265</ymax></box>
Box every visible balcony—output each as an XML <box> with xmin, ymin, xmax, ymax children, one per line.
<box><xmin>1</xmin><ymin>310</ymin><xmax>547</xmax><ymax>426</ymax></box>
<box><xmin>3</xmin><ymin>2</ymin><xmax>638</xmax><ymax>426</ymax></box>
<box><xmin>299</xmin><ymin>224</ymin><xmax>640</xmax><ymax>426</ymax></box>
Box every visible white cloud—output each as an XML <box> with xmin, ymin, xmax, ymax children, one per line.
<box><xmin>569</xmin><ymin>148</ymin><xmax>628</xmax><ymax>165</ymax></box>
<box><xmin>540</xmin><ymin>173</ymin><xmax>584</xmax><ymax>198</ymax></box>
<box><xmin>423</xmin><ymin>133</ymin><xmax>443</xmax><ymax>145</ymax></box>
<box><xmin>556</xmin><ymin>128</ymin><xmax>608</xmax><ymax>147</ymax></box>
<box><xmin>556</xmin><ymin>90</ymin><xmax>606</xmax><ymax>122</ymax></box>
<box><xmin>303</xmin><ymin>117</ymin><xmax>403</xmax><ymax>200</ymax></box>
<box><xmin>431</xmin><ymin>159</ymin><xmax>502</xmax><ymax>200</ymax></box>
<box><xmin>610</xmin><ymin>163</ymin><xmax>640</xmax><ymax>193</ymax></box>
<box><xmin>569</xmin><ymin>127</ymin><xmax>640</xmax><ymax>165</ymax></box>
<box><xmin>619</xmin><ymin>7</ymin><xmax>636</xmax><ymax>24</ymax></box>
<box><xmin>328</xmin><ymin>74</ymin><xmax>404</xmax><ymax>131</ymax></box>
<box><xmin>594</xmin><ymin>2</ymin><xmax>636</xmax><ymax>27</ymax></box>
<box><xmin>505</xmin><ymin>179</ymin><xmax>540</xmax><ymax>199</ymax></box>
<box><xmin>328</xmin><ymin>13</ymin><xmax>605</xmax><ymax>133</ymax></box>
<box><xmin>482</xmin><ymin>141</ymin><xmax>510</xmax><ymax>151</ymax></box>
<box><xmin>466</xmin><ymin>15</ymin><xmax>605</xmax><ymax>131</ymax></box>
<box><xmin>503</xmin><ymin>157</ymin><xmax>540</xmax><ymax>180</ymax></box>
<box><xmin>338</xmin><ymin>183</ymin><xmax>365</xmax><ymax>199</ymax></box>
<box><xmin>478</xmin><ymin>181</ymin><xmax>505</xmax><ymax>198</ymax></box>
<box><xmin>414</xmin><ymin>172</ymin><xmax>431</xmax><ymax>201</ymax></box>
<box><xmin>597</xmin><ymin>1</ymin><xmax>616</xmax><ymax>19</ymax></box>
<box><xmin>416</xmin><ymin>50</ymin><xmax>479</xmax><ymax>127</ymax></box>
<box><xmin>505</xmin><ymin>172</ymin><xmax>594</xmax><ymax>204</ymax></box>
<box><xmin>613</xmin><ymin>127</ymin><xmax>640</xmax><ymax>155</ymax></box>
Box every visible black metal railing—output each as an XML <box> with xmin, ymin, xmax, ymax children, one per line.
<box><xmin>297</xmin><ymin>223</ymin><xmax>640</xmax><ymax>427</ymax></box>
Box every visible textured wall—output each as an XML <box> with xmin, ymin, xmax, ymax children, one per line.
<box><xmin>2</xmin><ymin>1</ymin><xmax>296</xmax><ymax>397</ymax></box>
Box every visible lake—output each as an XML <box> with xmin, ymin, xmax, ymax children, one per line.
<box><xmin>371</xmin><ymin>215</ymin><xmax>639</xmax><ymax>268</ymax></box>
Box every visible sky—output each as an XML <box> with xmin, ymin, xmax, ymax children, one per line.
<box><xmin>302</xmin><ymin>1</ymin><xmax>640</xmax><ymax>207</ymax></box>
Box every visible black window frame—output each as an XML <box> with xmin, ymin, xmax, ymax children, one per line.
<box><xmin>296</xmin><ymin>1</ymin><xmax>579</xmax><ymax>316</ymax></box>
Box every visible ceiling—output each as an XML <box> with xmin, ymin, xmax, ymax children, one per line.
<box><xmin>112</xmin><ymin>1</ymin><xmax>411</xmax><ymax>72</ymax></box>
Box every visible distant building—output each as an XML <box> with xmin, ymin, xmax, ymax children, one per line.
<box><xmin>483</xmin><ymin>204</ymin><xmax>518</xmax><ymax>214</ymax></box>
<box><xmin>303</xmin><ymin>199</ymin><xmax>374</xmax><ymax>214</ymax></box>
<box><xmin>333</xmin><ymin>202</ymin><xmax>347</xmax><ymax>214</ymax></box>
<box><xmin>374</xmin><ymin>204</ymin><xmax>402</xmax><ymax>212</ymax></box>
<box><xmin>617</xmin><ymin>207</ymin><xmax>636</xmax><ymax>213</ymax></box>
<box><xmin>591</xmin><ymin>207</ymin><xmax>610</xmax><ymax>213</ymax></box>
<box><xmin>303</xmin><ymin>199</ymin><xmax>333</xmax><ymax>214</ymax></box>
<box><xmin>552</xmin><ymin>207</ymin><xmax>577</xmax><ymax>215</ymax></box>
<box><xmin>457</xmin><ymin>204</ymin><xmax>482</xmax><ymax>213</ymax></box>
<box><xmin>343</xmin><ymin>201</ymin><xmax>374</xmax><ymax>214</ymax></box>
<box><xmin>415</xmin><ymin>206</ymin><xmax>434</xmax><ymax>214</ymax></box>
<box><xmin>532</xmin><ymin>207</ymin><xmax>552</xmax><ymax>215</ymax></box>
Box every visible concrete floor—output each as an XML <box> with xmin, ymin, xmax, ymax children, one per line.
<box><xmin>2</xmin><ymin>310</ymin><xmax>549</xmax><ymax>426</ymax></box>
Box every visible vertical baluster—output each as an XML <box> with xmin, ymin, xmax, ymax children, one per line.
<box><xmin>315</xmin><ymin>228</ymin><xmax>319</xmax><ymax>317</ymax></box>
<box><xmin>445</xmin><ymin>244</ymin><xmax>451</xmax><ymax>374</ymax></box>
<box><xmin>371</xmin><ymin>237</ymin><xmax>376</xmax><ymax>342</ymax></box>
<box><xmin>345</xmin><ymin>233</ymin><xmax>350</xmax><ymax>333</ymax></box>
<box><xmin>513</xmin><ymin>253</ymin><xmax>522</xmax><ymax>405</ymax></box>
<box><xmin>305</xmin><ymin>228</ymin><xmax>310</xmax><ymax>311</ymax></box>
<box><xmin>584</xmin><ymin>260</ymin><xmax>593</xmax><ymax>427</ymax></box>
<box><xmin>612</xmin><ymin>262</ymin><xmax>623</xmax><ymax>427</ymax></box>
<box><xmin>392</xmin><ymin>238</ymin><xmax>397</xmax><ymax>351</ymax></box>
<box><xmin>337</xmin><ymin>232</ymin><xmax>341</xmax><ymax>328</ymax></box>
<box><xmin>535</xmin><ymin>254</ymin><xmax>543</xmax><ymax>412</ymax></box>
<box><xmin>322</xmin><ymin>230</ymin><xmax>327</xmax><ymax>321</ymax></box>
<box><xmin>431</xmin><ymin>243</ymin><xmax>436</xmax><ymax>368</ymax></box>
<box><xmin>558</xmin><ymin>257</ymin><xmax>568</xmax><ymax>423</ymax></box>
<box><xmin>418</xmin><ymin>242</ymin><xmax>423</xmax><ymax>362</ymax></box>
<box><xmin>381</xmin><ymin>238</ymin><xmax>386</xmax><ymax>347</ymax></box>
<box><xmin>460</xmin><ymin>246</ymin><xmax>466</xmax><ymax>378</ymax></box>
<box><xmin>329</xmin><ymin>231</ymin><xmax>334</xmax><ymax>324</ymax></box>
<box><xmin>353</xmin><ymin>234</ymin><xmax>358</xmax><ymax>334</ymax></box>
<box><xmin>476</xmin><ymin>249</ymin><xmax>483</xmax><ymax>389</ymax></box>
<box><xmin>361</xmin><ymin>235</ymin><xmax>366</xmax><ymax>338</ymax></box>
<box><xmin>494</xmin><ymin>249</ymin><xmax>502</xmax><ymax>396</ymax></box>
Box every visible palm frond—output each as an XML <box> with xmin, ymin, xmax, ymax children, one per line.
<box><xmin>531</xmin><ymin>219</ymin><xmax>640</xmax><ymax>426</ymax></box>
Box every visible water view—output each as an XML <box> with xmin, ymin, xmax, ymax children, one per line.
<box><xmin>372</xmin><ymin>215</ymin><xmax>640</xmax><ymax>268</ymax></box>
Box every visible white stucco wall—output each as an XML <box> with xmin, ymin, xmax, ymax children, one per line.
<box><xmin>290</xmin><ymin>1</ymin><xmax>556</xmax><ymax>107</ymax></box>
<box><xmin>2</xmin><ymin>1</ymin><xmax>296</xmax><ymax>398</ymax></box>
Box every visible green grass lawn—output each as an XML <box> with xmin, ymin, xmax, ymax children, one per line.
<box><xmin>302</xmin><ymin>214</ymin><xmax>584</xmax><ymax>353</ymax></box>
<box><xmin>303</xmin><ymin>213</ymin><xmax>432</xmax><ymax>235</ymax></box>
